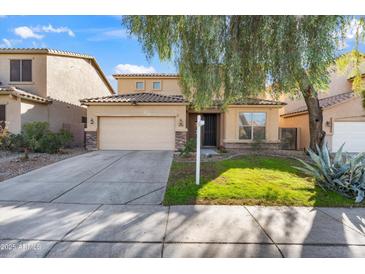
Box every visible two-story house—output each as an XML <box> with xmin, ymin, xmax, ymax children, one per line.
<box><xmin>0</xmin><ymin>48</ymin><xmax>114</xmax><ymax>145</ymax></box>
<box><xmin>81</xmin><ymin>73</ymin><xmax>285</xmax><ymax>151</ymax></box>
<box><xmin>280</xmin><ymin>69</ymin><xmax>365</xmax><ymax>152</ymax></box>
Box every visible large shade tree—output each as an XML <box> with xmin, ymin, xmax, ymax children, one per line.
<box><xmin>122</xmin><ymin>16</ymin><xmax>361</xmax><ymax>151</ymax></box>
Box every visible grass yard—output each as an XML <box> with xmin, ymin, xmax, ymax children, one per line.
<box><xmin>164</xmin><ymin>155</ymin><xmax>359</xmax><ymax>207</ymax></box>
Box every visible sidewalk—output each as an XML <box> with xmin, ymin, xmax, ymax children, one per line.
<box><xmin>0</xmin><ymin>203</ymin><xmax>364</xmax><ymax>257</ymax></box>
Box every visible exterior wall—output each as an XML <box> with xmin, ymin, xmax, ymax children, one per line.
<box><xmin>20</xmin><ymin>99</ymin><xmax>86</xmax><ymax>146</ymax></box>
<box><xmin>46</xmin><ymin>55</ymin><xmax>112</xmax><ymax>106</ymax></box>
<box><xmin>116</xmin><ymin>77</ymin><xmax>182</xmax><ymax>96</ymax></box>
<box><xmin>223</xmin><ymin>106</ymin><xmax>281</xmax><ymax>146</ymax></box>
<box><xmin>175</xmin><ymin>131</ymin><xmax>187</xmax><ymax>150</ymax></box>
<box><xmin>279</xmin><ymin>113</ymin><xmax>310</xmax><ymax>150</ymax></box>
<box><xmin>85</xmin><ymin>104</ymin><xmax>187</xmax><ymax>150</ymax></box>
<box><xmin>280</xmin><ymin>96</ymin><xmax>365</xmax><ymax>151</ymax></box>
<box><xmin>20</xmin><ymin>100</ymin><xmax>48</xmax><ymax>127</ymax></box>
<box><xmin>0</xmin><ymin>94</ymin><xmax>21</xmax><ymax>133</ymax></box>
<box><xmin>48</xmin><ymin>100</ymin><xmax>86</xmax><ymax>146</ymax></box>
<box><xmin>0</xmin><ymin>54</ymin><xmax>47</xmax><ymax>97</ymax></box>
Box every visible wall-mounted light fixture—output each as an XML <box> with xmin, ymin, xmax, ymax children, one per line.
<box><xmin>90</xmin><ymin>118</ymin><xmax>94</xmax><ymax>125</ymax></box>
<box><xmin>178</xmin><ymin>118</ymin><xmax>184</xmax><ymax>127</ymax></box>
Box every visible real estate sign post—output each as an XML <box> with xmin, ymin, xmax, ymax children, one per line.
<box><xmin>196</xmin><ymin>115</ymin><xmax>205</xmax><ymax>185</ymax></box>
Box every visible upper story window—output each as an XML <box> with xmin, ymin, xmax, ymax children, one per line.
<box><xmin>238</xmin><ymin>112</ymin><xmax>266</xmax><ymax>140</ymax></box>
<box><xmin>135</xmin><ymin>81</ymin><xmax>145</xmax><ymax>90</ymax></box>
<box><xmin>152</xmin><ymin>81</ymin><xmax>161</xmax><ymax>90</ymax></box>
<box><xmin>10</xmin><ymin>59</ymin><xmax>32</xmax><ymax>82</ymax></box>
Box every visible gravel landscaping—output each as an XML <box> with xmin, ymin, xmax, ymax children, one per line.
<box><xmin>0</xmin><ymin>149</ymin><xmax>87</xmax><ymax>182</ymax></box>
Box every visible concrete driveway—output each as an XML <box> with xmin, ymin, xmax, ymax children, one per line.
<box><xmin>0</xmin><ymin>150</ymin><xmax>173</xmax><ymax>205</ymax></box>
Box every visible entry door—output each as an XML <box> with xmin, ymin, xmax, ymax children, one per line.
<box><xmin>202</xmin><ymin>114</ymin><xmax>217</xmax><ymax>146</ymax></box>
<box><xmin>0</xmin><ymin>105</ymin><xmax>5</xmax><ymax>129</ymax></box>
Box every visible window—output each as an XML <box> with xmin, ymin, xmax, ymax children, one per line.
<box><xmin>10</xmin><ymin>60</ymin><xmax>32</xmax><ymax>82</ymax></box>
<box><xmin>152</xmin><ymin>81</ymin><xmax>161</xmax><ymax>90</ymax></box>
<box><xmin>239</xmin><ymin>112</ymin><xmax>266</xmax><ymax>140</ymax></box>
<box><xmin>0</xmin><ymin>105</ymin><xmax>5</xmax><ymax>130</ymax></box>
<box><xmin>135</xmin><ymin>81</ymin><xmax>145</xmax><ymax>90</ymax></box>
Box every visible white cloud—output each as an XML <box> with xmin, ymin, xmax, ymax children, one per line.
<box><xmin>14</xmin><ymin>26</ymin><xmax>43</xmax><ymax>39</ymax></box>
<box><xmin>14</xmin><ymin>24</ymin><xmax>75</xmax><ymax>40</ymax></box>
<box><xmin>114</xmin><ymin>64</ymin><xmax>156</xmax><ymax>74</ymax></box>
<box><xmin>39</xmin><ymin>24</ymin><xmax>75</xmax><ymax>37</ymax></box>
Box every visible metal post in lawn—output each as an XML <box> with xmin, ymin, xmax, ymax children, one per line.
<box><xmin>196</xmin><ymin>115</ymin><xmax>204</xmax><ymax>185</ymax></box>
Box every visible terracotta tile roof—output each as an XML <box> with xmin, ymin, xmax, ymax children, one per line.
<box><xmin>0</xmin><ymin>48</ymin><xmax>114</xmax><ymax>94</ymax></box>
<box><xmin>0</xmin><ymin>86</ymin><xmax>52</xmax><ymax>104</ymax></box>
<box><xmin>229</xmin><ymin>98</ymin><xmax>286</xmax><ymax>106</ymax></box>
<box><xmin>80</xmin><ymin>92</ymin><xmax>186</xmax><ymax>104</ymax></box>
<box><xmin>113</xmin><ymin>73</ymin><xmax>179</xmax><ymax>78</ymax></box>
<box><xmin>281</xmin><ymin>91</ymin><xmax>356</xmax><ymax>117</ymax></box>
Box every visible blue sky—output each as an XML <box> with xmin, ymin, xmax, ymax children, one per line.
<box><xmin>0</xmin><ymin>16</ymin><xmax>177</xmax><ymax>89</ymax></box>
<box><xmin>0</xmin><ymin>16</ymin><xmax>363</xmax><ymax>90</ymax></box>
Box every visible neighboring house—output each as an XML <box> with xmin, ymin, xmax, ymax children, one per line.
<box><xmin>0</xmin><ymin>48</ymin><xmax>114</xmax><ymax>145</ymax></box>
<box><xmin>81</xmin><ymin>73</ymin><xmax>285</xmax><ymax>151</ymax></box>
<box><xmin>280</xmin><ymin>70</ymin><xmax>365</xmax><ymax>152</ymax></box>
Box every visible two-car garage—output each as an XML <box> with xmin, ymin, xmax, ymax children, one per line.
<box><xmin>81</xmin><ymin>93</ymin><xmax>187</xmax><ymax>151</ymax></box>
<box><xmin>98</xmin><ymin>116</ymin><xmax>176</xmax><ymax>150</ymax></box>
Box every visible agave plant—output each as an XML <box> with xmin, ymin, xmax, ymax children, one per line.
<box><xmin>295</xmin><ymin>143</ymin><xmax>365</xmax><ymax>203</ymax></box>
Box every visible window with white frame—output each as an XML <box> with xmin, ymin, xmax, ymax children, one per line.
<box><xmin>152</xmin><ymin>81</ymin><xmax>161</xmax><ymax>90</ymax></box>
<box><xmin>238</xmin><ymin>112</ymin><xmax>266</xmax><ymax>140</ymax></box>
<box><xmin>10</xmin><ymin>59</ymin><xmax>32</xmax><ymax>82</ymax></box>
<box><xmin>135</xmin><ymin>81</ymin><xmax>145</xmax><ymax>90</ymax></box>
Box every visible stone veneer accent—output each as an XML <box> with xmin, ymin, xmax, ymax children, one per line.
<box><xmin>85</xmin><ymin>131</ymin><xmax>97</xmax><ymax>150</ymax></box>
<box><xmin>175</xmin><ymin>131</ymin><xmax>187</xmax><ymax>151</ymax></box>
<box><xmin>224</xmin><ymin>141</ymin><xmax>281</xmax><ymax>151</ymax></box>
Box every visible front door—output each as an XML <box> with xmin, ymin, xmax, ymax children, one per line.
<box><xmin>202</xmin><ymin>114</ymin><xmax>217</xmax><ymax>146</ymax></box>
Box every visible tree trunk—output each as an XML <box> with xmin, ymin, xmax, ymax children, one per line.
<box><xmin>299</xmin><ymin>72</ymin><xmax>326</xmax><ymax>152</ymax></box>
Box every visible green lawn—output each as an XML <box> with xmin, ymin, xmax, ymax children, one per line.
<box><xmin>164</xmin><ymin>155</ymin><xmax>359</xmax><ymax>207</ymax></box>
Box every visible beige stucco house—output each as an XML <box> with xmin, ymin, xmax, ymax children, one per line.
<box><xmin>0</xmin><ymin>48</ymin><xmax>114</xmax><ymax>145</ymax></box>
<box><xmin>81</xmin><ymin>73</ymin><xmax>285</xmax><ymax>151</ymax></box>
<box><xmin>280</xmin><ymin>70</ymin><xmax>365</xmax><ymax>152</ymax></box>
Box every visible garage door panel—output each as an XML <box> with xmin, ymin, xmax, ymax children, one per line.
<box><xmin>99</xmin><ymin>117</ymin><xmax>175</xmax><ymax>150</ymax></box>
<box><xmin>333</xmin><ymin>122</ymin><xmax>365</xmax><ymax>153</ymax></box>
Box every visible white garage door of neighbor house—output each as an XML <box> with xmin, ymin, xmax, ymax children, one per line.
<box><xmin>333</xmin><ymin>122</ymin><xmax>365</xmax><ymax>152</ymax></box>
<box><xmin>99</xmin><ymin>116</ymin><xmax>175</xmax><ymax>150</ymax></box>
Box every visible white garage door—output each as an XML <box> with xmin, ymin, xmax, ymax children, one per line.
<box><xmin>99</xmin><ymin>116</ymin><xmax>175</xmax><ymax>150</ymax></box>
<box><xmin>333</xmin><ymin>122</ymin><xmax>365</xmax><ymax>152</ymax></box>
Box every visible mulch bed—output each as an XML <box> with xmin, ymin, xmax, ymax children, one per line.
<box><xmin>0</xmin><ymin>148</ymin><xmax>87</xmax><ymax>182</ymax></box>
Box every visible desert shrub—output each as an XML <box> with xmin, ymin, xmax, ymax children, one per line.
<box><xmin>37</xmin><ymin>130</ymin><xmax>73</xmax><ymax>154</ymax></box>
<box><xmin>0</xmin><ymin>127</ymin><xmax>11</xmax><ymax>150</ymax></box>
<box><xmin>22</xmin><ymin>122</ymin><xmax>49</xmax><ymax>152</ymax></box>
<box><xmin>57</xmin><ymin>128</ymin><xmax>73</xmax><ymax>147</ymax></box>
<box><xmin>179</xmin><ymin>138</ymin><xmax>196</xmax><ymax>157</ymax></box>
<box><xmin>295</xmin><ymin>143</ymin><xmax>365</xmax><ymax>203</ymax></box>
<box><xmin>0</xmin><ymin>126</ymin><xmax>24</xmax><ymax>152</ymax></box>
<box><xmin>3</xmin><ymin>122</ymin><xmax>75</xmax><ymax>154</ymax></box>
